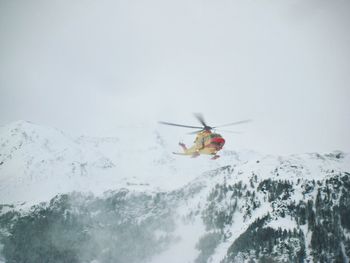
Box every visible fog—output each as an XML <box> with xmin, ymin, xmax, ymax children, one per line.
<box><xmin>1</xmin><ymin>0</ymin><xmax>349</xmax><ymax>154</ymax></box>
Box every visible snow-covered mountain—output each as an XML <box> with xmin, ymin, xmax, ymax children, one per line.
<box><xmin>0</xmin><ymin>120</ymin><xmax>250</xmax><ymax>204</ymax></box>
<box><xmin>0</xmin><ymin>120</ymin><xmax>118</xmax><ymax>203</ymax></box>
<box><xmin>0</xmin><ymin>121</ymin><xmax>200</xmax><ymax>203</ymax></box>
<box><xmin>0</xmin><ymin>121</ymin><xmax>349</xmax><ymax>262</ymax></box>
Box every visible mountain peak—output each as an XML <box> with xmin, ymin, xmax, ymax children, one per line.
<box><xmin>1</xmin><ymin>119</ymin><xmax>36</xmax><ymax>130</ymax></box>
<box><xmin>0</xmin><ymin>121</ymin><xmax>349</xmax><ymax>205</ymax></box>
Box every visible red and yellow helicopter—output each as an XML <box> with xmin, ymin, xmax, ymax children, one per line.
<box><xmin>159</xmin><ymin>114</ymin><xmax>251</xmax><ymax>160</ymax></box>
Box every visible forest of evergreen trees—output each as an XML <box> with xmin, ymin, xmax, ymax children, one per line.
<box><xmin>0</xmin><ymin>173</ymin><xmax>349</xmax><ymax>262</ymax></box>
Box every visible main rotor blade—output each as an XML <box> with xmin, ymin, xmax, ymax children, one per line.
<box><xmin>187</xmin><ymin>129</ymin><xmax>205</xmax><ymax>135</ymax></box>
<box><xmin>213</xmin><ymin>119</ymin><xmax>252</xmax><ymax>128</ymax></box>
<box><xmin>194</xmin><ymin>113</ymin><xmax>208</xmax><ymax>128</ymax></box>
<box><xmin>158</xmin><ymin>121</ymin><xmax>203</xmax><ymax>129</ymax></box>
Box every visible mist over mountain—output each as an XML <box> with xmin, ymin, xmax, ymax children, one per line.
<box><xmin>0</xmin><ymin>121</ymin><xmax>349</xmax><ymax>262</ymax></box>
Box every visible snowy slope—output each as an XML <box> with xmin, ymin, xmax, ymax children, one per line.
<box><xmin>0</xmin><ymin>121</ymin><xmax>349</xmax><ymax>262</ymax></box>
<box><xmin>152</xmin><ymin>151</ymin><xmax>350</xmax><ymax>262</ymax></box>
<box><xmin>0</xmin><ymin>121</ymin><xmax>236</xmax><ymax>204</ymax></box>
<box><xmin>0</xmin><ymin>121</ymin><xmax>117</xmax><ymax>203</ymax></box>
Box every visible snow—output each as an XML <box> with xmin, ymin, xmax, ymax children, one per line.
<box><xmin>0</xmin><ymin>121</ymin><xmax>217</xmax><ymax>204</ymax></box>
<box><xmin>266</xmin><ymin>216</ymin><xmax>297</xmax><ymax>231</ymax></box>
<box><xmin>341</xmin><ymin>242</ymin><xmax>349</xmax><ymax>263</ymax></box>
<box><xmin>151</xmin><ymin>218</ymin><xmax>205</xmax><ymax>263</ymax></box>
<box><xmin>300</xmin><ymin>224</ymin><xmax>313</xmax><ymax>262</ymax></box>
<box><xmin>1</xmin><ymin>120</ymin><xmax>348</xmax><ymax>204</ymax></box>
<box><xmin>344</xmin><ymin>229</ymin><xmax>350</xmax><ymax>240</ymax></box>
<box><xmin>0</xmin><ymin>121</ymin><xmax>349</xmax><ymax>262</ymax></box>
<box><xmin>0</xmin><ymin>121</ymin><xmax>262</xmax><ymax>205</ymax></box>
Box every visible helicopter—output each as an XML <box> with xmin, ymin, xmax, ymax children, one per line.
<box><xmin>159</xmin><ymin>113</ymin><xmax>251</xmax><ymax>160</ymax></box>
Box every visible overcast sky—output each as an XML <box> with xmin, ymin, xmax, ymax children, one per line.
<box><xmin>1</xmin><ymin>0</ymin><xmax>349</xmax><ymax>154</ymax></box>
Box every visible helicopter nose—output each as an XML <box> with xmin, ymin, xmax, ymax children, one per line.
<box><xmin>211</xmin><ymin>137</ymin><xmax>225</xmax><ymax>148</ymax></box>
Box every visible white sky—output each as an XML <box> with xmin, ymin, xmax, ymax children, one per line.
<box><xmin>1</xmin><ymin>0</ymin><xmax>349</xmax><ymax>154</ymax></box>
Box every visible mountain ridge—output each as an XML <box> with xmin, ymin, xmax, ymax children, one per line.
<box><xmin>0</xmin><ymin>121</ymin><xmax>349</xmax><ymax>262</ymax></box>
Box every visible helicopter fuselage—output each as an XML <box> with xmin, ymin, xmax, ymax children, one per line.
<box><xmin>195</xmin><ymin>131</ymin><xmax>225</xmax><ymax>152</ymax></box>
